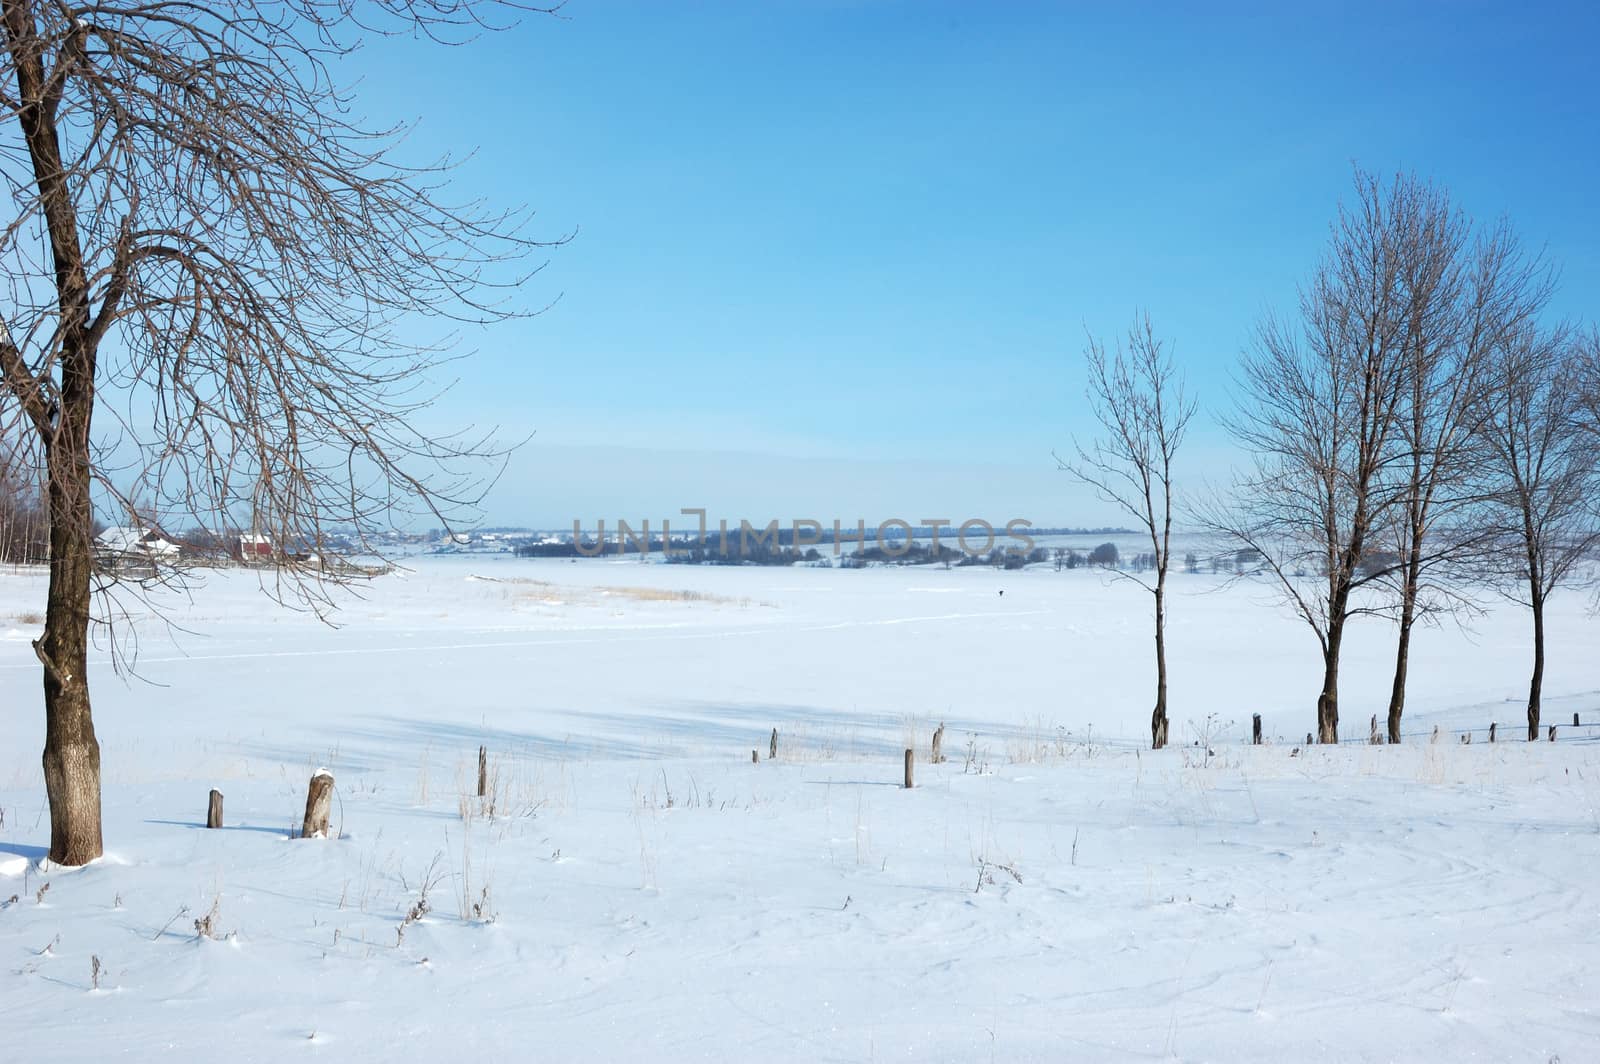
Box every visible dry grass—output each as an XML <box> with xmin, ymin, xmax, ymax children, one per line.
<box><xmin>193</xmin><ymin>893</ymin><xmax>224</xmax><ymax>940</ymax></box>
<box><xmin>599</xmin><ymin>585</ymin><xmax>764</xmax><ymax>607</ymax></box>
<box><xmin>1006</xmin><ymin>717</ymin><xmax>1100</xmax><ymax>764</ymax></box>
<box><xmin>450</xmin><ymin>744</ymin><xmax>561</xmax><ymax>825</ymax></box>
<box><xmin>767</xmin><ymin>721</ymin><xmax>873</xmax><ymax>762</ymax></box>
<box><xmin>415</xmin><ymin>744</ymin><xmax>432</xmax><ymax>806</ymax></box>
<box><xmin>900</xmin><ymin>713</ymin><xmax>932</xmax><ymax>762</ymax></box>
<box><xmin>10</xmin><ymin>611</ymin><xmax>43</xmax><ymax>626</ymax></box>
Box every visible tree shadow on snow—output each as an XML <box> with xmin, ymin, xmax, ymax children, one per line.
<box><xmin>143</xmin><ymin>819</ymin><xmax>289</xmax><ymax>836</ymax></box>
<box><xmin>0</xmin><ymin>841</ymin><xmax>48</xmax><ymax>861</ymax></box>
<box><xmin>215</xmin><ymin>698</ymin><xmax>1099</xmax><ymax>769</ymax></box>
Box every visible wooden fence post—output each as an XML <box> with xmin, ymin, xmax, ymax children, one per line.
<box><xmin>770</xmin><ymin>727</ymin><xmax>778</xmax><ymax>761</ymax></box>
<box><xmin>1369</xmin><ymin>715</ymin><xmax>1380</xmax><ymax>745</ymax></box>
<box><xmin>206</xmin><ymin>789</ymin><xmax>224</xmax><ymax>829</ymax></box>
<box><xmin>751</xmin><ymin>749</ymin><xmax>758</xmax><ymax>764</ymax></box>
<box><xmin>1305</xmin><ymin>732</ymin><xmax>1313</xmax><ymax>748</ymax></box>
<box><xmin>1549</xmin><ymin>725</ymin><xmax>1557</xmax><ymax>742</ymax></box>
<box><xmin>1252</xmin><ymin>714</ymin><xmax>1261</xmax><ymax>746</ymax></box>
<box><xmin>903</xmin><ymin>748</ymin><xmax>914</xmax><ymax>789</ymax></box>
<box><xmin>477</xmin><ymin>745</ymin><xmax>487</xmax><ymax>797</ymax></box>
<box><xmin>932</xmin><ymin>723</ymin><xmax>945</xmax><ymax>764</ymax></box>
<box><xmin>1489</xmin><ymin>722</ymin><xmax>1497</xmax><ymax>743</ymax></box>
<box><xmin>1575</xmin><ymin>713</ymin><xmax>1581</xmax><ymax>727</ymax></box>
<box><xmin>301</xmin><ymin>770</ymin><xmax>334</xmax><ymax>839</ymax></box>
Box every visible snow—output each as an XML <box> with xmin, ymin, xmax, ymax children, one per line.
<box><xmin>2</xmin><ymin>556</ymin><xmax>1598</xmax><ymax>1061</ymax></box>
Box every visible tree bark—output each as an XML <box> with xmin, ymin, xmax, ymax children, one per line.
<box><xmin>1151</xmin><ymin>583</ymin><xmax>1169</xmax><ymax>749</ymax></box>
<box><xmin>38</xmin><ymin>455</ymin><xmax>101</xmax><ymax>865</ymax></box>
<box><xmin>1386</xmin><ymin>586</ymin><xmax>1416</xmax><ymax>745</ymax></box>
<box><xmin>1317</xmin><ymin>630</ymin><xmax>1342</xmax><ymax>744</ymax></box>
<box><xmin>1527</xmin><ymin>589</ymin><xmax>1545</xmax><ymax>741</ymax></box>
<box><xmin>37</xmin><ymin>337</ymin><xmax>101</xmax><ymax>865</ymax></box>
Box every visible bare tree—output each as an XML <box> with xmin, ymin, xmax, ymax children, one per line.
<box><xmin>1202</xmin><ymin>169</ymin><xmax>1419</xmax><ymax>744</ymax></box>
<box><xmin>1</xmin><ymin>0</ymin><xmax>561</xmax><ymax>865</ymax></box>
<box><xmin>1379</xmin><ymin>210</ymin><xmax>1553</xmax><ymax>743</ymax></box>
<box><xmin>1059</xmin><ymin>313</ymin><xmax>1195</xmax><ymax>749</ymax></box>
<box><xmin>1475</xmin><ymin>323</ymin><xmax>1600</xmax><ymax>740</ymax></box>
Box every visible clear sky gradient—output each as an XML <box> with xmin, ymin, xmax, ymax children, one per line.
<box><xmin>346</xmin><ymin>1</ymin><xmax>1600</xmax><ymax>529</ymax></box>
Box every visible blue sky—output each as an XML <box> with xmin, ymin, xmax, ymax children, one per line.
<box><xmin>347</xmin><ymin>1</ymin><xmax>1600</xmax><ymax>529</ymax></box>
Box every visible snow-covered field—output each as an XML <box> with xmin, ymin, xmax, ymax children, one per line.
<box><xmin>3</xmin><ymin>556</ymin><xmax>1599</xmax><ymax>1061</ymax></box>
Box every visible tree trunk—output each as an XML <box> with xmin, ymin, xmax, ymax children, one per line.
<box><xmin>7</xmin><ymin>0</ymin><xmax>106</xmax><ymax>868</ymax></box>
<box><xmin>1527</xmin><ymin>590</ymin><xmax>1545</xmax><ymax>741</ymax></box>
<box><xmin>38</xmin><ymin>444</ymin><xmax>102</xmax><ymax>866</ymax></box>
<box><xmin>1386</xmin><ymin>591</ymin><xmax>1415</xmax><ymax>745</ymax></box>
<box><xmin>1317</xmin><ymin>631</ymin><xmax>1341</xmax><ymax>744</ymax></box>
<box><xmin>1388</xmin><ymin>395</ymin><xmax>1426</xmax><ymax>746</ymax></box>
<box><xmin>1318</xmin><ymin>565</ymin><xmax>1357</xmax><ymax>744</ymax></box>
<box><xmin>1151</xmin><ymin>583</ymin><xmax>1168</xmax><ymax>749</ymax></box>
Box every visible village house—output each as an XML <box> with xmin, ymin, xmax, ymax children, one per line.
<box><xmin>94</xmin><ymin>526</ymin><xmax>182</xmax><ymax>567</ymax></box>
<box><xmin>234</xmin><ymin>533</ymin><xmax>274</xmax><ymax>563</ymax></box>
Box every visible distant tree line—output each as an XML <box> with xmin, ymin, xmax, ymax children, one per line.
<box><xmin>842</xmin><ymin>541</ymin><xmax>965</xmax><ymax>567</ymax></box>
<box><xmin>516</xmin><ymin>534</ymin><xmax>1066</xmax><ymax>569</ymax></box>
<box><xmin>0</xmin><ymin>445</ymin><xmax>47</xmax><ymax>564</ymax></box>
<box><xmin>667</xmin><ymin>541</ymin><xmax>825</xmax><ymax>567</ymax></box>
<box><xmin>516</xmin><ymin>534</ymin><xmax>824</xmax><ymax>564</ymax></box>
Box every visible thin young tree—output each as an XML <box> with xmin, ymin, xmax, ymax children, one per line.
<box><xmin>1475</xmin><ymin>323</ymin><xmax>1600</xmax><ymax>740</ymax></box>
<box><xmin>1202</xmin><ymin>169</ymin><xmax>1419</xmax><ymax>744</ymax></box>
<box><xmin>1379</xmin><ymin>212</ymin><xmax>1553</xmax><ymax>743</ymax></box>
<box><xmin>1</xmin><ymin>0</ymin><xmax>560</xmax><ymax>865</ymax></box>
<box><xmin>1059</xmin><ymin>313</ymin><xmax>1195</xmax><ymax>749</ymax></box>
